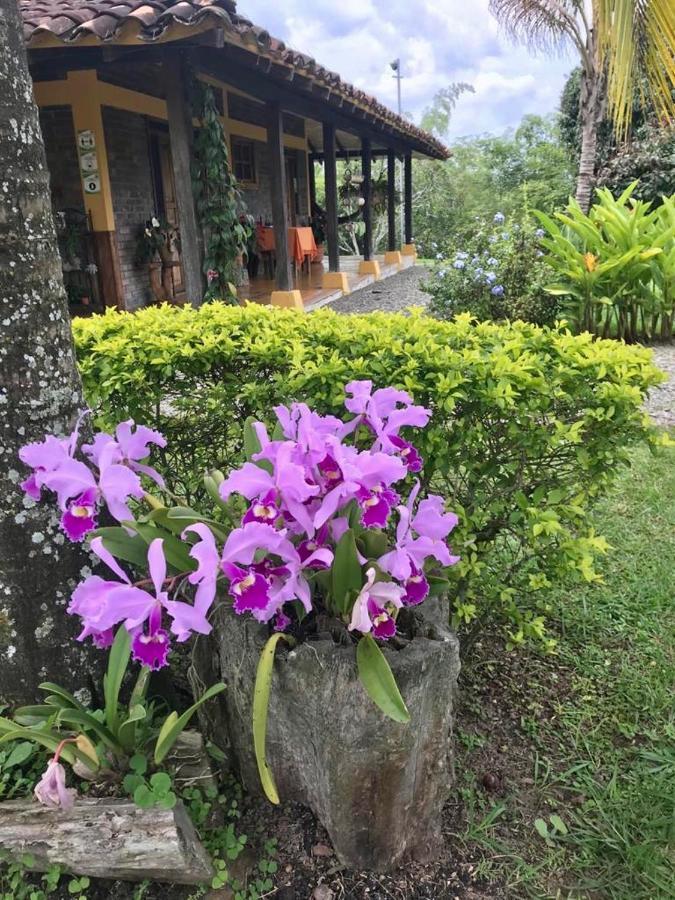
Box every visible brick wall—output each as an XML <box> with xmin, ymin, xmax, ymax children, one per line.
<box><xmin>103</xmin><ymin>107</ymin><xmax>156</xmax><ymax>309</ymax></box>
<box><xmin>238</xmin><ymin>141</ymin><xmax>310</xmax><ymax>224</ymax></box>
<box><xmin>39</xmin><ymin>106</ymin><xmax>84</xmax><ymax>216</ymax></box>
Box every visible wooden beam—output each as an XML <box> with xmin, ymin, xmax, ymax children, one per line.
<box><xmin>164</xmin><ymin>53</ymin><xmax>204</xmax><ymax>306</ymax></box>
<box><xmin>362</xmin><ymin>136</ymin><xmax>373</xmax><ymax>262</ymax></box>
<box><xmin>310</xmin><ymin>148</ymin><xmax>394</xmax><ymax>162</ymax></box>
<box><xmin>308</xmin><ymin>153</ymin><xmax>317</xmax><ymax>212</ymax></box>
<box><xmin>404</xmin><ymin>152</ymin><xmax>413</xmax><ymax>245</ymax></box>
<box><xmin>267</xmin><ymin>100</ymin><xmax>293</xmax><ymax>291</ymax></box>
<box><xmin>323</xmin><ymin>122</ymin><xmax>339</xmax><ymax>273</ymax></box>
<box><xmin>387</xmin><ymin>148</ymin><xmax>397</xmax><ymax>252</ymax></box>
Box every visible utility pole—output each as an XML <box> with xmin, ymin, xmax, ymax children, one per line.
<box><xmin>390</xmin><ymin>59</ymin><xmax>404</xmax><ymax>247</ymax></box>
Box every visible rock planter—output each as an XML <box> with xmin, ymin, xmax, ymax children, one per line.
<box><xmin>195</xmin><ymin>599</ymin><xmax>460</xmax><ymax>872</ymax></box>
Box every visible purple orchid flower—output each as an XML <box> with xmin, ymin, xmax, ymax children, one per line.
<box><xmin>68</xmin><ymin>537</ymin><xmax>172</xmax><ymax>670</ymax></box>
<box><xmin>83</xmin><ymin>420</ymin><xmax>166</xmax><ymax>487</ymax></box>
<box><xmin>344</xmin><ymin>381</ymin><xmax>431</xmax><ymax>452</ymax></box>
<box><xmin>242</xmin><ymin>489</ymin><xmax>280</xmax><ymax>526</ymax></box>
<box><xmin>163</xmin><ymin>524</ymin><xmax>219</xmax><ymax>642</ymax></box>
<box><xmin>34</xmin><ymin>759</ymin><xmax>77</xmax><ymax>810</ymax></box>
<box><xmin>18</xmin><ymin>433</ymin><xmax>76</xmax><ymax>500</ymax></box>
<box><xmin>348</xmin><ymin>568</ymin><xmax>405</xmax><ymax>639</ymax></box>
<box><xmin>220</xmin><ymin>522</ymin><xmax>332</xmax><ymax>622</ymax></box>
<box><xmin>220</xmin><ymin>441</ymin><xmax>319</xmax><ymax>535</ymax></box>
<box><xmin>378</xmin><ymin>484</ymin><xmax>460</xmax><ymax>599</ymax></box>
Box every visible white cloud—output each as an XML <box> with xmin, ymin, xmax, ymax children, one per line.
<box><xmin>236</xmin><ymin>0</ymin><xmax>577</xmax><ymax>138</ymax></box>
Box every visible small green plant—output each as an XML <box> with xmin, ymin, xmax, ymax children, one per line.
<box><xmin>0</xmin><ymin>855</ymin><xmax>63</xmax><ymax>900</ymax></box>
<box><xmin>66</xmin><ymin>875</ymin><xmax>90</xmax><ymax>900</ymax></box>
<box><xmin>534</xmin><ymin>814</ymin><xmax>569</xmax><ymax>847</ymax></box>
<box><xmin>1</xmin><ymin>629</ymin><xmax>224</xmax><ymax>804</ymax></box>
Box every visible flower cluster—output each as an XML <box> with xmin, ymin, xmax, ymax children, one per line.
<box><xmin>426</xmin><ymin>213</ymin><xmax>557</xmax><ymax>327</ymax></box>
<box><xmin>19</xmin><ymin>382</ymin><xmax>459</xmax><ymax>672</ymax></box>
<box><xmin>20</xmin><ymin>419</ymin><xmax>165</xmax><ymax>542</ymax></box>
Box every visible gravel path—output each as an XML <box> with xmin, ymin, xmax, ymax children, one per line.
<box><xmin>330</xmin><ymin>265</ymin><xmax>430</xmax><ymax>314</ymax></box>
<box><xmin>646</xmin><ymin>345</ymin><xmax>675</xmax><ymax>429</ymax></box>
<box><xmin>330</xmin><ymin>267</ymin><xmax>673</xmax><ymax>429</ymax></box>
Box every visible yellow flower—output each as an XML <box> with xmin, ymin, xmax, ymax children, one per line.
<box><xmin>583</xmin><ymin>252</ymin><xmax>598</xmax><ymax>272</ymax></box>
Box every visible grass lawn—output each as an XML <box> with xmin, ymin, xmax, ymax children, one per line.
<box><xmin>454</xmin><ymin>440</ymin><xmax>675</xmax><ymax>898</ymax></box>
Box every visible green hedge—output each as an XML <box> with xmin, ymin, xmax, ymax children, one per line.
<box><xmin>73</xmin><ymin>303</ymin><xmax>664</xmax><ymax>645</ymax></box>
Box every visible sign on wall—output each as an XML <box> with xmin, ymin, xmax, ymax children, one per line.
<box><xmin>77</xmin><ymin>130</ymin><xmax>101</xmax><ymax>194</ymax></box>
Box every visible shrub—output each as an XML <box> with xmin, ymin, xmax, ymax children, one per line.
<box><xmin>73</xmin><ymin>304</ymin><xmax>664</xmax><ymax>646</ymax></box>
<box><xmin>424</xmin><ymin>214</ymin><xmax>558</xmax><ymax>327</ymax></box>
<box><xmin>536</xmin><ymin>183</ymin><xmax>675</xmax><ymax>342</ymax></box>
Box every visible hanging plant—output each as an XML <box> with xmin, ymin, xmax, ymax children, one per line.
<box><xmin>191</xmin><ymin>81</ymin><xmax>251</xmax><ymax>303</ymax></box>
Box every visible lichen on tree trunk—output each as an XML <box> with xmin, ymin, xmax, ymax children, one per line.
<box><xmin>0</xmin><ymin>0</ymin><xmax>101</xmax><ymax>704</ymax></box>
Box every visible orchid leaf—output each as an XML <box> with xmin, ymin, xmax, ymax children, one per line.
<box><xmin>103</xmin><ymin>627</ymin><xmax>131</xmax><ymax>735</ymax></box>
<box><xmin>154</xmin><ymin>682</ymin><xmax>226</xmax><ymax>764</ymax></box>
<box><xmin>124</xmin><ymin>521</ymin><xmax>197</xmax><ymax>574</ymax></box>
<box><xmin>356</xmin><ymin>635</ymin><xmax>410</xmax><ymax>724</ymax></box>
<box><xmin>253</xmin><ymin>633</ymin><xmax>289</xmax><ymax>805</ymax></box>
<box><xmin>331</xmin><ymin>528</ymin><xmax>363</xmax><ymax>616</ymax></box>
<box><xmin>118</xmin><ymin>704</ymin><xmax>147</xmax><ymax>752</ymax></box>
<box><xmin>0</xmin><ymin>728</ymin><xmax>92</xmax><ymax>768</ymax></box>
<box><xmin>12</xmin><ymin>705</ymin><xmax>58</xmax><ymax>726</ymax></box>
<box><xmin>91</xmin><ymin>526</ymin><xmax>150</xmax><ymax>569</ymax></box>
<box><xmin>361</xmin><ymin>529</ymin><xmax>388</xmax><ymax>560</ymax></box>
<box><xmin>37</xmin><ymin>682</ymin><xmax>88</xmax><ymax>714</ymax></box>
<box><xmin>56</xmin><ymin>709</ymin><xmax>119</xmax><ymax>752</ymax></box>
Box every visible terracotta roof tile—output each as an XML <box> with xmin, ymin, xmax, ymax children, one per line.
<box><xmin>21</xmin><ymin>0</ymin><xmax>448</xmax><ymax>159</ymax></box>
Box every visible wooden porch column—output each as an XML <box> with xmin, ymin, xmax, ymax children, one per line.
<box><xmin>308</xmin><ymin>156</ymin><xmax>317</xmax><ymax>213</ymax></box>
<box><xmin>383</xmin><ymin>148</ymin><xmax>402</xmax><ymax>269</ymax></box>
<box><xmin>164</xmin><ymin>56</ymin><xmax>204</xmax><ymax>306</ymax></box>
<box><xmin>321</xmin><ymin>123</ymin><xmax>350</xmax><ymax>294</ymax></box>
<box><xmin>358</xmin><ymin>137</ymin><xmax>380</xmax><ymax>278</ymax></box>
<box><xmin>323</xmin><ymin>123</ymin><xmax>339</xmax><ymax>272</ymax></box>
<box><xmin>267</xmin><ymin>101</ymin><xmax>302</xmax><ymax>308</ymax></box>
<box><xmin>402</xmin><ymin>152</ymin><xmax>416</xmax><ymax>260</ymax></box>
<box><xmin>66</xmin><ymin>70</ymin><xmax>124</xmax><ymax>309</ymax></box>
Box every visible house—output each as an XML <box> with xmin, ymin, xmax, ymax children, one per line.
<box><xmin>22</xmin><ymin>0</ymin><xmax>448</xmax><ymax>311</ymax></box>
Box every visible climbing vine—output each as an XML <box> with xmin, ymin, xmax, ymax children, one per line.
<box><xmin>192</xmin><ymin>81</ymin><xmax>250</xmax><ymax>303</ymax></box>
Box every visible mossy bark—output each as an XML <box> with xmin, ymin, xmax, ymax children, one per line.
<box><xmin>0</xmin><ymin>0</ymin><xmax>101</xmax><ymax>704</ymax></box>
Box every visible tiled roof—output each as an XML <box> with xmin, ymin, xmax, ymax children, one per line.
<box><xmin>21</xmin><ymin>0</ymin><xmax>449</xmax><ymax>159</ymax></box>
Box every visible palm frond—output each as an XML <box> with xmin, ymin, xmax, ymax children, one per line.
<box><xmin>489</xmin><ymin>0</ymin><xmax>586</xmax><ymax>55</ymax></box>
<box><xmin>597</xmin><ymin>0</ymin><xmax>675</xmax><ymax>137</ymax></box>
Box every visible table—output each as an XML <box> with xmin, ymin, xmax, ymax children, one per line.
<box><xmin>256</xmin><ymin>225</ymin><xmax>318</xmax><ymax>270</ymax></box>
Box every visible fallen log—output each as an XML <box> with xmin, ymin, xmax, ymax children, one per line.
<box><xmin>0</xmin><ymin>798</ymin><xmax>213</xmax><ymax>884</ymax></box>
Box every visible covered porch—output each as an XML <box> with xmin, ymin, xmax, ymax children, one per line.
<box><xmin>240</xmin><ymin>253</ymin><xmax>418</xmax><ymax>310</ymax></box>
<box><xmin>23</xmin><ymin>0</ymin><xmax>447</xmax><ymax>314</ymax></box>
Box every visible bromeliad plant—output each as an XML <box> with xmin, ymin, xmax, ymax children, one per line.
<box><xmin>12</xmin><ymin>382</ymin><xmax>459</xmax><ymax>803</ymax></box>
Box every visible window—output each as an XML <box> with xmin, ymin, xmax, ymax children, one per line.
<box><xmin>232</xmin><ymin>138</ymin><xmax>256</xmax><ymax>184</ymax></box>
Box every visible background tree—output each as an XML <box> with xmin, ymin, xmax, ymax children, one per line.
<box><xmin>420</xmin><ymin>83</ymin><xmax>475</xmax><ymax>137</ymax></box>
<box><xmin>413</xmin><ymin>114</ymin><xmax>574</xmax><ymax>250</ymax></box>
<box><xmin>0</xmin><ymin>0</ymin><xmax>100</xmax><ymax>703</ymax></box>
<box><xmin>489</xmin><ymin>0</ymin><xmax>675</xmax><ymax>210</ymax></box>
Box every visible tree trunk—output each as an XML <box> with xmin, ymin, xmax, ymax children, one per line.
<box><xmin>575</xmin><ymin>41</ymin><xmax>606</xmax><ymax>213</ymax></box>
<box><xmin>0</xmin><ymin>0</ymin><xmax>101</xmax><ymax>704</ymax></box>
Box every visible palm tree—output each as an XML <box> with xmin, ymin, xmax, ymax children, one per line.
<box><xmin>489</xmin><ymin>1</ymin><xmax>675</xmax><ymax>210</ymax></box>
<box><xmin>0</xmin><ymin>0</ymin><xmax>100</xmax><ymax>702</ymax></box>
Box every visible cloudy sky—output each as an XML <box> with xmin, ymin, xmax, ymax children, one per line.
<box><xmin>237</xmin><ymin>0</ymin><xmax>577</xmax><ymax>140</ymax></box>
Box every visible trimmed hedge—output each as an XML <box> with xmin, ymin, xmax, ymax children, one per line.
<box><xmin>73</xmin><ymin>303</ymin><xmax>664</xmax><ymax>645</ymax></box>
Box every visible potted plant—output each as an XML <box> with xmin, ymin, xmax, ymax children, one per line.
<box><xmin>15</xmin><ymin>383</ymin><xmax>461</xmax><ymax>872</ymax></box>
<box><xmin>135</xmin><ymin>216</ymin><xmax>179</xmax><ymax>303</ymax></box>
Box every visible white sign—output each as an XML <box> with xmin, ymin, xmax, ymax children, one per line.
<box><xmin>83</xmin><ymin>173</ymin><xmax>101</xmax><ymax>194</ymax></box>
<box><xmin>79</xmin><ymin>151</ymin><xmax>98</xmax><ymax>174</ymax></box>
<box><xmin>78</xmin><ymin>130</ymin><xmax>96</xmax><ymax>150</ymax></box>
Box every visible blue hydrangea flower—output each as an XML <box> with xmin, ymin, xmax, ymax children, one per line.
<box><xmin>455</xmin><ymin>251</ymin><xmax>469</xmax><ymax>260</ymax></box>
<box><xmin>491</xmin><ymin>285</ymin><xmax>505</xmax><ymax>296</ymax></box>
<box><xmin>436</xmin><ymin>252</ymin><xmax>444</xmax><ymax>260</ymax></box>
<box><xmin>488</xmin><ymin>235</ymin><xmax>497</xmax><ymax>244</ymax></box>
<box><xmin>474</xmin><ymin>267</ymin><xmax>484</xmax><ymax>275</ymax></box>
<box><xmin>501</xmin><ymin>232</ymin><xmax>510</xmax><ymax>240</ymax></box>
<box><xmin>453</xmin><ymin>259</ymin><xmax>465</xmax><ymax>269</ymax></box>
<box><xmin>487</xmin><ymin>257</ymin><xmax>498</xmax><ymax>267</ymax></box>
<box><xmin>535</xmin><ymin>228</ymin><xmax>545</xmax><ymax>238</ymax></box>
<box><xmin>485</xmin><ymin>271</ymin><xmax>497</xmax><ymax>284</ymax></box>
<box><xmin>494</xmin><ymin>212</ymin><xmax>505</xmax><ymax>224</ymax></box>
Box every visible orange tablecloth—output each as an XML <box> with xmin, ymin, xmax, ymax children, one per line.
<box><xmin>256</xmin><ymin>226</ymin><xmax>318</xmax><ymax>266</ymax></box>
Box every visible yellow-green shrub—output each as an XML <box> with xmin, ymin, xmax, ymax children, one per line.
<box><xmin>73</xmin><ymin>303</ymin><xmax>664</xmax><ymax>646</ymax></box>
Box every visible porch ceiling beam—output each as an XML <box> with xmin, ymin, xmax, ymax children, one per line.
<box><xmin>196</xmin><ymin>46</ymin><xmax>424</xmax><ymax>157</ymax></box>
